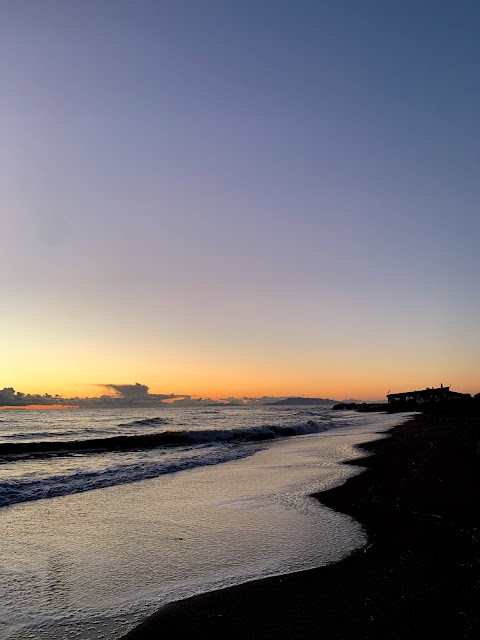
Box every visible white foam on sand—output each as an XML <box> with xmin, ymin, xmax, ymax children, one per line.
<box><xmin>0</xmin><ymin>413</ymin><xmax>410</xmax><ymax>640</ymax></box>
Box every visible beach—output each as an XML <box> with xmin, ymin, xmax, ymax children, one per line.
<box><xmin>0</xmin><ymin>407</ymin><xmax>407</xmax><ymax>639</ymax></box>
<box><xmin>122</xmin><ymin>411</ymin><xmax>480</xmax><ymax>639</ymax></box>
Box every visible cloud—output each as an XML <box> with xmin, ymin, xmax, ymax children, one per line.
<box><xmin>100</xmin><ymin>383</ymin><xmax>150</xmax><ymax>398</ymax></box>
<box><xmin>80</xmin><ymin>383</ymin><xmax>190</xmax><ymax>406</ymax></box>
<box><xmin>0</xmin><ymin>384</ymin><xmax>288</xmax><ymax>408</ymax></box>
<box><xmin>97</xmin><ymin>383</ymin><xmax>185</xmax><ymax>401</ymax></box>
<box><xmin>0</xmin><ymin>387</ymin><xmax>62</xmax><ymax>406</ymax></box>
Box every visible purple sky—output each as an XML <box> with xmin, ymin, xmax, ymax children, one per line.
<box><xmin>2</xmin><ymin>1</ymin><xmax>479</xmax><ymax>399</ymax></box>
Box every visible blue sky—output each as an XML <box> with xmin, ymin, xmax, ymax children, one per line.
<box><xmin>2</xmin><ymin>1</ymin><xmax>479</xmax><ymax>399</ymax></box>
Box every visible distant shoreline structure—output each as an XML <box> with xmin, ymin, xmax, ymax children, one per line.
<box><xmin>334</xmin><ymin>384</ymin><xmax>479</xmax><ymax>413</ymax></box>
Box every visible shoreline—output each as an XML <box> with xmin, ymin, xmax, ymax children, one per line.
<box><xmin>121</xmin><ymin>412</ymin><xmax>479</xmax><ymax>639</ymax></box>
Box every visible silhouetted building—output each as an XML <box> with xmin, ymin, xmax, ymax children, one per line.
<box><xmin>387</xmin><ymin>384</ymin><xmax>471</xmax><ymax>406</ymax></box>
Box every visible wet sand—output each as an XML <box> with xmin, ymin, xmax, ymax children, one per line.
<box><xmin>122</xmin><ymin>411</ymin><xmax>479</xmax><ymax>639</ymax></box>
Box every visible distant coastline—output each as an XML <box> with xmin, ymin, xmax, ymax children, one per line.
<box><xmin>266</xmin><ymin>397</ymin><xmax>337</xmax><ymax>406</ymax></box>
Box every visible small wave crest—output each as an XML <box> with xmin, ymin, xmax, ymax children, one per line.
<box><xmin>0</xmin><ymin>420</ymin><xmax>327</xmax><ymax>460</ymax></box>
<box><xmin>117</xmin><ymin>416</ymin><xmax>170</xmax><ymax>427</ymax></box>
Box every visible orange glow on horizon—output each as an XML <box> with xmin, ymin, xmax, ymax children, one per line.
<box><xmin>0</xmin><ymin>405</ymin><xmax>78</xmax><ymax>411</ymax></box>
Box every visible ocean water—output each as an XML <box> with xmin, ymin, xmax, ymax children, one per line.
<box><xmin>0</xmin><ymin>405</ymin><xmax>411</xmax><ymax>639</ymax></box>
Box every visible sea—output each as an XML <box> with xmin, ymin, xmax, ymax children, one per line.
<box><xmin>0</xmin><ymin>405</ymin><xmax>411</xmax><ymax>639</ymax></box>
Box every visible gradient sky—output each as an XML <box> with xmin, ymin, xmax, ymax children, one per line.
<box><xmin>2</xmin><ymin>0</ymin><xmax>479</xmax><ymax>401</ymax></box>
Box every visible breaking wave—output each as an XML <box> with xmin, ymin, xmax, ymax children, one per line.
<box><xmin>117</xmin><ymin>416</ymin><xmax>170</xmax><ymax>427</ymax></box>
<box><xmin>0</xmin><ymin>443</ymin><xmax>260</xmax><ymax>507</ymax></box>
<box><xmin>0</xmin><ymin>418</ymin><xmax>331</xmax><ymax>507</ymax></box>
<box><xmin>0</xmin><ymin>420</ymin><xmax>326</xmax><ymax>460</ymax></box>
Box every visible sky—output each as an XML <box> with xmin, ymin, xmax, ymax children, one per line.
<box><xmin>1</xmin><ymin>0</ymin><xmax>479</xmax><ymax>401</ymax></box>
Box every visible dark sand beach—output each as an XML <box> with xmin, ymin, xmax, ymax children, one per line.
<box><xmin>123</xmin><ymin>411</ymin><xmax>479</xmax><ymax>639</ymax></box>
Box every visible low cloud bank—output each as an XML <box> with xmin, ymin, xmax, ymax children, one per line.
<box><xmin>0</xmin><ymin>385</ymin><xmax>289</xmax><ymax>408</ymax></box>
<box><xmin>0</xmin><ymin>387</ymin><xmax>64</xmax><ymax>407</ymax></box>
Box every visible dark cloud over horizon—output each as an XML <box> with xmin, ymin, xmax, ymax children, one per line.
<box><xmin>0</xmin><ymin>384</ymin><xmax>290</xmax><ymax>407</ymax></box>
<box><xmin>100</xmin><ymin>383</ymin><xmax>150</xmax><ymax>398</ymax></box>
<box><xmin>97</xmin><ymin>383</ymin><xmax>183</xmax><ymax>401</ymax></box>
